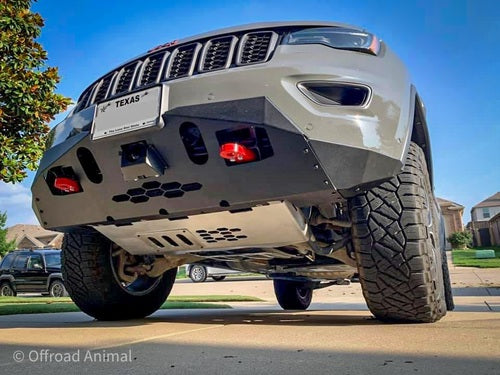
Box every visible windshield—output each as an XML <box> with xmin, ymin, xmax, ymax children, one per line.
<box><xmin>44</xmin><ymin>253</ymin><xmax>61</xmax><ymax>268</ymax></box>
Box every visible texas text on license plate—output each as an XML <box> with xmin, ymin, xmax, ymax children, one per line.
<box><xmin>92</xmin><ymin>86</ymin><xmax>163</xmax><ymax>140</ymax></box>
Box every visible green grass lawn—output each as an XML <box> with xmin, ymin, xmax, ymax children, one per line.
<box><xmin>176</xmin><ymin>266</ymin><xmax>187</xmax><ymax>279</ymax></box>
<box><xmin>452</xmin><ymin>247</ymin><xmax>500</xmax><ymax>268</ymax></box>
<box><xmin>0</xmin><ymin>294</ymin><xmax>262</xmax><ymax>316</ymax></box>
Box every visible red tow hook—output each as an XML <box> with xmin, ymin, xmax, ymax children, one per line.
<box><xmin>219</xmin><ymin>143</ymin><xmax>257</xmax><ymax>163</ymax></box>
<box><xmin>54</xmin><ymin>177</ymin><xmax>81</xmax><ymax>193</ymax></box>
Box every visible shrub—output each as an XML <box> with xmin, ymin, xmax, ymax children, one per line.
<box><xmin>448</xmin><ymin>231</ymin><xmax>472</xmax><ymax>249</ymax></box>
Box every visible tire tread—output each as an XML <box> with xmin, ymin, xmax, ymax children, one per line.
<box><xmin>349</xmin><ymin>143</ymin><xmax>447</xmax><ymax>323</ymax></box>
<box><xmin>62</xmin><ymin>229</ymin><xmax>176</xmax><ymax>320</ymax></box>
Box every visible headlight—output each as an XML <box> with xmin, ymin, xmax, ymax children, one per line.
<box><xmin>283</xmin><ymin>27</ymin><xmax>380</xmax><ymax>55</ymax></box>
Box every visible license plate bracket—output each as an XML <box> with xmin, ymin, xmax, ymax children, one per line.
<box><xmin>92</xmin><ymin>86</ymin><xmax>163</xmax><ymax>140</ymax></box>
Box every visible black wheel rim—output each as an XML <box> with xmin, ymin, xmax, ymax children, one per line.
<box><xmin>110</xmin><ymin>247</ymin><xmax>161</xmax><ymax>296</ymax></box>
<box><xmin>296</xmin><ymin>286</ymin><xmax>311</xmax><ymax>301</ymax></box>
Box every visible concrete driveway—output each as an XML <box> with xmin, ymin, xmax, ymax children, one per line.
<box><xmin>0</xmin><ymin>263</ymin><xmax>499</xmax><ymax>375</ymax></box>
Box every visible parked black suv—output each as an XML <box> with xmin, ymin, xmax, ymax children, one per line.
<box><xmin>0</xmin><ymin>249</ymin><xmax>67</xmax><ymax>297</ymax></box>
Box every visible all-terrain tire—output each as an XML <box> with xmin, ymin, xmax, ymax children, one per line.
<box><xmin>0</xmin><ymin>282</ymin><xmax>15</xmax><ymax>297</ymax></box>
<box><xmin>62</xmin><ymin>229</ymin><xmax>176</xmax><ymax>320</ymax></box>
<box><xmin>274</xmin><ymin>279</ymin><xmax>313</xmax><ymax>310</ymax></box>
<box><xmin>349</xmin><ymin>142</ymin><xmax>448</xmax><ymax>323</ymax></box>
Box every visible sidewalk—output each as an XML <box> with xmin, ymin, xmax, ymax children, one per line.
<box><xmin>446</xmin><ymin>256</ymin><xmax>500</xmax><ymax>312</ymax></box>
<box><xmin>172</xmin><ymin>259</ymin><xmax>500</xmax><ymax>313</ymax></box>
<box><xmin>448</xmin><ymin>256</ymin><xmax>500</xmax><ymax>288</ymax></box>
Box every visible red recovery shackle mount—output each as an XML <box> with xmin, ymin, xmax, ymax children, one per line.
<box><xmin>219</xmin><ymin>143</ymin><xmax>257</xmax><ymax>163</ymax></box>
<box><xmin>54</xmin><ymin>177</ymin><xmax>81</xmax><ymax>193</ymax></box>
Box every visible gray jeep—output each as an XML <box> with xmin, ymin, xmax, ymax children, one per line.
<box><xmin>32</xmin><ymin>21</ymin><xmax>454</xmax><ymax>322</ymax></box>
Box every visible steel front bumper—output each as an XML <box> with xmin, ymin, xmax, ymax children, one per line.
<box><xmin>33</xmin><ymin>45</ymin><xmax>413</xmax><ymax>231</ymax></box>
<box><xmin>33</xmin><ymin>97</ymin><xmax>404</xmax><ymax>231</ymax></box>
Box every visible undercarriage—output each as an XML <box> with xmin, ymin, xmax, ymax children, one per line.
<box><xmin>107</xmin><ymin>200</ymin><xmax>357</xmax><ymax>285</ymax></box>
<box><xmin>96</xmin><ymin>202</ymin><xmax>356</xmax><ymax>281</ymax></box>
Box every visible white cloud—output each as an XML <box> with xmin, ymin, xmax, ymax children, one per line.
<box><xmin>0</xmin><ymin>181</ymin><xmax>38</xmax><ymax>227</ymax></box>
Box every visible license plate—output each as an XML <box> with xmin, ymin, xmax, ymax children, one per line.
<box><xmin>92</xmin><ymin>86</ymin><xmax>163</xmax><ymax>140</ymax></box>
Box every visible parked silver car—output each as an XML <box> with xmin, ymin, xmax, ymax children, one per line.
<box><xmin>186</xmin><ymin>264</ymin><xmax>242</xmax><ymax>282</ymax></box>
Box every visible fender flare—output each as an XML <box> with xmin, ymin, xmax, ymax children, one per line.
<box><xmin>409</xmin><ymin>87</ymin><xmax>434</xmax><ymax>189</ymax></box>
<box><xmin>0</xmin><ymin>275</ymin><xmax>16</xmax><ymax>292</ymax></box>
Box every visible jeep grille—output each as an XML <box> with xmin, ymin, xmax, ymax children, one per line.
<box><xmin>75</xmin><ymin>30</ymin><xmax>279</xmax><ymax>112</ymax></box>
<box><xmin>238</xmin><ymin>32</ymin><xmax>276</xmax><ymax>65</ymax></box>
<box><xmin>74</xmin><ymin>87</ymin><xmax>93</xmax><ymax>112</ymax></box>
<box><xmin>140</xmin><ymin>52</ymin><xmax>166</xmax><ymax>86</ymax></box>
<box><xmin>115</xmin><ymin>63</ymin><xmax>137</xmax><ymax>94</ymax></box>
<box><xmin>93</xmin><ymin>74</ymin><xmax>114</xmax><ymax>103</ymax></box>
<box><xmin>168</xmin><ymin>43</ymin><xmax>200</xmax><ymax>79</ymax></box>
<box><xmin>200</xmin><ymin>36</ymin><xmax>236</xmax><ymax>72</ymax></box>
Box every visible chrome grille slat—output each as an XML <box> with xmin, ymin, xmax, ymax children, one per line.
<box><xmin>167</xmin><ymin>43</ymin><xmax>201</xmax><ymax>79</ymax></box>
<box><xmin>140</xmin><ymin>52</ymin><xmax>167</xmax><ymax>86</ymax></box>
<box><xmin>200</xmin><ymin>36</ymin><xmax>236</xmax><ymax>72</ymax></box>
<box><xmin>93</xmin><ymin>74</ymin><xmax>114</xmax><ymax>103</ymax></box>
<box><xmin>114</xmin><ymin>63</ymin><xmax>137</xmax><ymax>94</ymax></box>
<box><xmin>237</xmin><ymin>31</ymin><xmax>277</xmax><ymax>65</ymax></box>
<box><xmin>75</xmin><ymin>88</ymin><xmax>93</xmax><ymax>112</ymax></box>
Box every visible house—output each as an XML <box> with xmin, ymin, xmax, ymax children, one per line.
<box><xmin>437</xmin><ymin>197</ymin><xmax>464</xmax><ymax>249</ymax></box>
<box><xmin>6</xmin><ymin>224</ymin><xmax>63</xmax><ymax>250</ymax></box>
<box><xmin>469</xmin><ymin>192</ymin><xmax>500</xmax><ymax>246</ymax></box>
<box><xmin>471</xmin><ymin>192</ymin><xmax>500</xmax><ymax>221</ymax></box>
<box><xmin>489</xmin><ymin>213</ymin><xmax>500</xmax><ymax>246</ymax></box>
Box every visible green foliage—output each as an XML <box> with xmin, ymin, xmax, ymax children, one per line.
<box><xmin>447</xmin><ymin>231</ymin><xmax>472</xmax><ymax>249</ymax></box>
<box><xmin>176</xmin><ymin>266</ymin><xmax>187</xmax><ymax>279</ymax></box>
<box><xmin>0</xmin><ymin>211</ymin><xmax>16</xmax><ymax>256</ymax></box>
<box><xmin>0</xmin><ymin>0</ymin><xmax>71</xmax><ymax>182</ymax></box>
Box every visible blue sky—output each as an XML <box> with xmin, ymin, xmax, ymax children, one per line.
<box><xmin>1</xmin><ymin>0</ymin><xmax>499</xmax><ymax>226</ymax></box>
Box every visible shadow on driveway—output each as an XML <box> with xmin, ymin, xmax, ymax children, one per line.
<box><xmin>0</xmin><ymin>338</ymin><xmax>499</xmax><ymax>375</ymax></box>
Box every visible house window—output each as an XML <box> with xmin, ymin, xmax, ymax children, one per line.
<box><xmin>482</xmin><ymin>208</ymin><xmax>490</xmax><ymax>219</ymax></box>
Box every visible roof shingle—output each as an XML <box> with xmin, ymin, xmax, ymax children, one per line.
<box><xmin>472</xmin><ymin>192</ymin><xmax>500</xmax><ymax>209</ymax></box>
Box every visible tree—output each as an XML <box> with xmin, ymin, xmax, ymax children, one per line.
<box><xmin>0</xmin><ymin>211</ymin><xmax>16</xmax><ymax>256</ymax></box>
<box><xmin>0</xmin><ymin>0</ymin><xmax>71</xmax><ymax>183</ymax></box>
<box><xmin>447</xmin><ymin>231</ymin><xmax>472</xmax><ymax>250</ymax></box>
